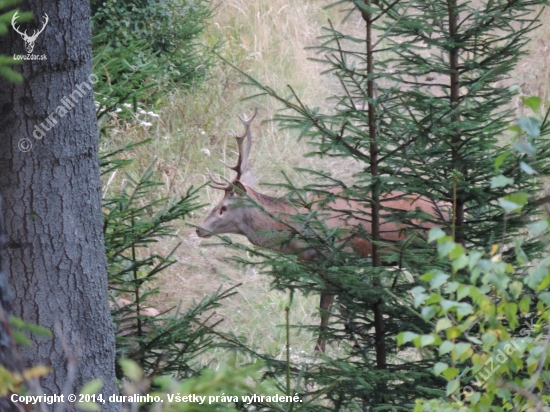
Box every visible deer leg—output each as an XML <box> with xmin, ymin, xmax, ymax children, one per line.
<box><xmin>315</xmin><ymin>293</ymin><xmax>335</xmax><ymax>353</ymax></box>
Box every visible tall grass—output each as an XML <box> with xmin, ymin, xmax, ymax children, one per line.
<box><xmin>101</xmin><ymin>0</ymin><xmax>550</xmax><ymax>365</ymax></box>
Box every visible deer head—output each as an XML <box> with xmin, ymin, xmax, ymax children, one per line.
<box><xmin>196</xmin><ymin>109</ymin><xmax>259</xmax><ymax>238</ymax></box>
<box><xmin>12</xmin><ymin>11</ymin><xmax>49</xmax><ymax>54</ymax></box>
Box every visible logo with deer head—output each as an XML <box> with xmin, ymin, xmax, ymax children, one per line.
<box><xmin>12</xmin><ymin>11</ymin><xmax>49</xmax><ymax>54</ymax></box>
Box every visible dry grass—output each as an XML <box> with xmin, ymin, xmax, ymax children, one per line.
<box><xmin>516</xmin><ymin>7</ymin><xmax>550</xmax><ymax>113</ymax></box>
<box><xmin>102</xmin><ymin>0</ymin><xmax>364</xmax><ymax>364</ymax></box>
<box><xmin>102</xmin><ymin>0</ymin><xmax>550</xmax><ymax>366</ymax></box>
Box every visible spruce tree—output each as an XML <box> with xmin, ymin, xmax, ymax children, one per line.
<box><xmin>222</xmin><ymin>0</ymin><xmax>549</xmax><ymax>410</ymax></box>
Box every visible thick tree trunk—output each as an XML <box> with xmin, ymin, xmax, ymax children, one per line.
<box><xmin>0</xmin><ymin>196</ymin><xmax>21</xmax><ymax>412</ymax></box>
<box><xmin>0</xmin><ymin>2</ymin><xmax>120</xmax><ymax>410</ymax></box>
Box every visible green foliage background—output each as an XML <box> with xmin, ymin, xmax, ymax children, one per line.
<box><xmin>91</xmin><ymin>0</ymin><xmax>213</xmax><ymax>118</ymax></box>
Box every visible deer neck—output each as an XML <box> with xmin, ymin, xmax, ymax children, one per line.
<box><xmin>238</xmin><ymin>188</ymin><xmax>296</xmax><ymax>249</ymax></box>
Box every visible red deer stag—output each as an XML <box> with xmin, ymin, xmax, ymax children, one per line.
<box><xmin>196</xmin><ymin>110</ymin><xmax>446</xmax><ymax>352</ymax></box>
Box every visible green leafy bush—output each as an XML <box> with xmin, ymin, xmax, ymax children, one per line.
<box><xmin>212</xmin><ymin>0</ymin><xmax>550</xmax><ymax>408</ymax></box>
<box><xmin>399</xmin><ymin>101</ymin><xmax>550</xmax><ymax>411</ymax></box>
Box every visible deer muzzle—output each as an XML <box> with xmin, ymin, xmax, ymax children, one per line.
<box><xmin>196</xmin><ymin>228</ymin><xmax>212</xmax><ymax>238</ymax></box>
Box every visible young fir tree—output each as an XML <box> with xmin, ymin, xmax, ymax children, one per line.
<box><xmin>221</xmin><ymin>0</ymin><xmax>549</xmax><ymax>410</ymax></box>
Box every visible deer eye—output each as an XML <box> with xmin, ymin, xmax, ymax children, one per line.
<box><xmin>220</xmin><ymin>205</ymin><xmax>228</xmax><ymax>214</ymax></box>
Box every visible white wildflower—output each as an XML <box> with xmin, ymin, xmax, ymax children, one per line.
<box><xmin>200</xmin><ymin>148</ymin><xmax>211</xmax><ymax>157</ymax></box>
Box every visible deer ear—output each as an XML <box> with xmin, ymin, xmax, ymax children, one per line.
<box><xmin>233</xmin><ymin>181</ymin><xmax>248</xmax><ymax>195</ymax></box>
<box><xmin>239</xmin><ymin>168</ymin><xmax>255</xmax><ymax>189</ymax></box>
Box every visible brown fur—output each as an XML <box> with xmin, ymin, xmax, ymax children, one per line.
<box><xmin>197</xmin><ymin>185</ymin><xmax>447</xmax><ymax>352</ymax></box>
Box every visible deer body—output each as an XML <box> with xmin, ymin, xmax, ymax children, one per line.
<box><xmin>197</xmin><ymin>185</ymin><xmax>438</xmax><ymax>259</ymax></box>
<box><xmin>197</xmin><ymin>111</ymin><xmax>444</xmax><ymax>352</ymax></box>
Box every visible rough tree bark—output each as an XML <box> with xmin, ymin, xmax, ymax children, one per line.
<box><xmin>0</xmin><ymin>1</ymin><xmax>120</xmax><ymax>410</ymax></box>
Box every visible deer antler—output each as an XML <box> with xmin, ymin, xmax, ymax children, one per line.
<box><xmin>207</xmin><ymin>169</ymin><xmax>231</xmax><ymax>191</ymax></box>
<box><xmin>209</xmin><ymin>109</ymin><xmax>258</xmax><ymax>191</ymax></box>
<box><xmin>11</xmin><ymin>12</ymin><xmax>48</xmax><ymax>40</ymax></box>
<box><xmin>27</xmin><ymin>13</ymin><xmax>48</xmax><ymax>41</ymax></box>
<box><xmin>11</xmin><ymin>11</ymin><xmax>26</xmax><ymax>38</ymax></box>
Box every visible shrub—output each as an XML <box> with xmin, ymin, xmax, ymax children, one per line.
<box><xmin>101</xmin><ymin>141</ymin><xmax>236</xmax><ymax>380</ymax></box>
<box><xmin>399</xmin><ymin>100</ymin><xmax>550</xmax><ymax>411</ymax></box>
<box><xmin>91</xmin><ymin>0</ymin><xmax>213</xmax><ymax>116</ymax></box>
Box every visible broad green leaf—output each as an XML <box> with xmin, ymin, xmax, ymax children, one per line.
<box><xmin>466</xmin><ymin>335</ymin><xmax>482</xmax><ymax>345</ymax></box>
<box><xmin>494</xmin><ymin>151</ymin><xmax>510</xmax><ymax>170</ymax></box>
<box><xmin>449</xmin><ymin>244</ymin><xmax>466</xmax><ymax>260</ymax></box>
<box><xmin>414</xmin><ymin>292</ymin><xmax>428</xmax><ymax>308</ymax></box>
<box><xmin>509</xmin><ymin>281</ymin><xmax>523</xmax><ymax>299</ymax></box>
<box><xmin>420</xmin><ymin>334</ymin><xmax>436</xmax><ymax>347</ymax></box>
<box><xmin>440</xmin><ymin>299</ymin><xmax>458</xmax><ymax>312</ymax></box>
<box><xmin>520</xmin><ymin>161</ymin><xmax>537</xmax><ymax>175</ymax></box>
<box><xmin>517</xmin><ymin>116</ymin><xmax>541</xmax><ymax>138</ymax></box>
<box><xmin>397</xmin><ymin>331</ymin><xmax>418</xmax><ymax>346</ymax></box>
<box><xmin>508</xmin><ymin>124</ymin><xmax>522</xmax><ymax>133</ymax></box>
<box><xmin>446</xmin><ymin>379</ymin><xmax>460</xmax><ymax>395</ymax></box>
<box><xmin>526</xmin><ymin>265</ymin><xmax>548</xmax><ymax>290</ymax></box>
<box><xmin>444</xmin><ymin>281</ymin><xmax>459</xmax><ymax>294</ymax></box>
<box><xmin>491</xmin><ymin>175</ymin><xmax>514</xmax><ymax>188</ymax></box>
<box><xmin>446</xmin><ymin>327</ymin><xmax>461</xmax><ymax>339</ymax></box>
<box><xmin>538</xmin><ymin>292</ymin><xmax>550</xmax><ymax>306</ymax></box>
<box><xmin>521</xmin><ymin>96</ymin><xmax>542</xmax><ymax>112</ymax></box>
<box><xmin>527</xmin><ymin>220</ymin><xmax>548</xmax><ymax>236</ymax></box>
<box><xmin>504</xmin><ymin>192</ymin><xmax>528</xmax><ymax>206</ymax></box>
<box><xmin>425</xmin><ymin>292</ymin><xmax>443</xmax><ymax>305</ymax></box>
<box><xmin>515</xmin><ymin>241</ymin><xmax>528</xmax><ymax>264</ymax></box>
<box><xmin>538</xmin><ymin>273</ymin><xmax>550</xmax><ymax>291</ymax></box>
<box><xmin>456</xmin><ymin>302</ymin><xmax>474</xmax><ymax>317</ymax></box>
<box><xmin>421</xmin><ymin>306</ymin><xmax>437</xmax><ymax>320</ymax></box>
<box><xmin>469</xmin><ymin>251</ymin><xmax>482</xmax><ymax>271</ymax></box>
<box><xmin>119</xmin><ymin>358</ymin><xmax>143</xmax><ymax>381</ymax></box>
<box><xmin>442</xmin><ymin>368</ymin><xmax>459</xmax><ymax>380</ymax></box>
<box><xmin>439</xmin><ymin>340</ymin><xmax>454</xmax><ymax>355</ymax></box>
<box><xmin>519</xmin><ymin>295</ymin><xmax>531</xmax><ymax>313</ymax></box>
<box><xmin>499</xmin><ymin>200</ymin><xmax>522</xmax><ymax>214</ymax></box>
<box><xmin>429</xmin><ymin>273</ymin><xmax>449</xmax><ymax>289</ymax></box>
<box><xmin>482</xmin><ymin>332</ymin><xmax>497</xmax><ymax>346</ymax></box>
<box><xmin>456</xmin><ymin>285</ymin><xmax>471</xmax><ymax>301</ymax></box>
<box><xmin>410</xmin><ymin>285</ymin><xmax>426</xmax><ymax>295</ymax></box>
<box><xmin>420</xmin><ymin>272</ymin><xmax>435</xmax><ymax>282</ymax></box>
<box><xmin>514</xmin><ymin>141</ymin><xmax>536</xmax><ymax>157</ymax></box>
<box><xmin>80</xmin><ymin>379</ymin><xmax>103</xmax><ymax>396</ymax></box>
<box><xmin>453</xmin><ymin>342</ymin><xmax>471</xmax><ymax>358</ymax></box>
<box><xmin>438</xmin><ymin>240</ymin><xmax>456</xmax><ymax>257</ymax></box>
<box><xmin>436</xmin><ymin>318</ymin><xmax>452</xmax><ymax>332</ymax></box>
<box><xmin>428</xmin><ymin>227</ymin><xmax>446</xmax><ymax>242</ymax></box>
<box><xmin>452</xmin><ymin>254</ymin><xmax>469</xmax><ymax>272</ymax></box>
<box><xmin>469</xmin><ymin>392</ymin><xmax>481</xmax><ymax>405</ymax></box>
<box><xmin>505</xmin><ymin>302</ymin><xmax>519</xmax><ymax>329</ymax></box>
<box><xmin>496</xmin><ymin>387</ymin><xmax>512</xmax><ymax>401</ymax></box>
<box><xmin>434</xmin><ymin>362</ymin><xmax>448</xmax><ymax>376</ymax></box>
